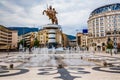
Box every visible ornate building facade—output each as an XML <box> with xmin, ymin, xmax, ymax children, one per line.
<box><xmin>37</xmin><ymin>24</ymin><xmax>63</xmax><ymax>48</ymax></box>
<box><xmin>88</xmin><ymin>3</ymin><xmax>120</xmax><ymax>51</ymax></box>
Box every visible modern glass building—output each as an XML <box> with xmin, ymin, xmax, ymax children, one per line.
<box><xmin>88</xmin><ymin>3</ymin><xmax>120</xmax><ymax>52</ymax></box>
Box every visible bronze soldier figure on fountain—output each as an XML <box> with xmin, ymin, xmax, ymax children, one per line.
<box><xmin>43</xmin><ymin>5</ymin><xmax>58</xmax><ymax>24</ymax></box>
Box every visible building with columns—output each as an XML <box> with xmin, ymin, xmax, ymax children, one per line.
<box><xmin>88</xmin><ymin>3</ymin><xmax>120</xmax><ymax>51</ymax></box>
<box><xmin>37</xmin><ymin>24</ymin><xmax>63</xmax><ymax>48</ymax></box>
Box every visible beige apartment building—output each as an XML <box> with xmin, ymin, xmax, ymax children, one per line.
<box><xmin>18</xmin><ymin>32</ymin><xmax>37</xmax><ymax>47</ymax></box>
<box><xmin>88</xmin><ymin>3</ymin><xmax>120</xmax><ymax>51</ymax></box>
<box><xmin>69</xmin><ymin>39</ymin><xmax>76</xmax><ymax>47</ymax></box>
<box><xmin>62</xmin><ymin>33</ymin><xmax>69</xmax><ymax>47</ymax></box>
<box><xmin>76</xmin><ymin>33</ymin><xmax>88</xmax><ymax>48</ymax></box>
<box><xmin>0</xmin><ymin>25</ymin><xmax>18</xmax><ymax>50</ymax></box>
<box><xmin>18</xmin><ymin>24</ymin><xmax>69</xmax><ymax>48</ymax></box>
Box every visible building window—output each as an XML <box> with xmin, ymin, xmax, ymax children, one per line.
<box><xmin>49</xmin><ymin>37</ymin><xmax>55</xmax><ymax>39</ymax></box>
<box><xmin>106</xmin><ymin>32</ymin><xmax>111</xmax><ymax>35</ymax></box>
<box><xmin>97</xmin><ymin>40</ymin><xmax>100</xmax><ymax>43</ymax></box>
<box><xmin>101</xmin><ymin>33</ymin><xmax>104</xmax><ymax>36</ymax></box>
<box><xmin>96</xmin><ymin>18</ymin><xmax>99</xmax><ymax>26</ymax></box>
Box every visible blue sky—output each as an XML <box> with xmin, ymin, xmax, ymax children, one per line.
<box><xmin>0</xmin><ymin>0</ymin><xmax>120</xmax><ymax>35</ymax></box>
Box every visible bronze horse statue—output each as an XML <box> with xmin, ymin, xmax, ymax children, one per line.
<box><xmin>43</xmin><ymin>6</ymin><xmax>58</xmax><ymax>24</ymax></box>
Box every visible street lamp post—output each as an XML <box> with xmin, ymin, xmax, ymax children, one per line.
<box><xmin>76</xmin><ymin>29</ymin><xmax>79</xmax><ymax>47</ymax></box>
<box><xmin>7</xmin><ymin>29</ymin><xmax>9</xmax><ymax>55</ymax></box>
<box><xmin>113</xmin><ymin>15</ymin><xmax>117</xmax><ymax>54</ymax></box>
<box><xmin>22</xmin><ymin>27</ymin><xmax>24</xmax><ymax>52</ymax></box>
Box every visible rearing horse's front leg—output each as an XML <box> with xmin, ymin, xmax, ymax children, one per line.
<box><xmin>42</xmin><ymin>10</ymin><xmax>46</xmax><ymax>15</ymax></box>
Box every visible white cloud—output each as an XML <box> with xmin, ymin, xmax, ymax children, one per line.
<box><xmin>0</xmin><ymin>0</ymin><xmax>120</xmax><ymax>35</ymax></box>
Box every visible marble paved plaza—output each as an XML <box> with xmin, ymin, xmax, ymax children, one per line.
<box><xmin>0</xmin><ymin>66</ymin><xmax>120</xmax><ymax>80</ymax></box>
<box><xmin>0</xmin><ymin>52</ymin><xmax>120</xmax><ymax>80</ymax></box>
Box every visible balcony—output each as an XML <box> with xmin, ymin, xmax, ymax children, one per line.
<box><xmin>0</xmin><ymin>38</ymin><xmax>7</xmax><ymax>41</ymax></box>
<box><xmin>0</xmin><ymin>41</ymin><xmax>8</xmax><ymax>44</ymax></box>
<box><xmin>48</xmin><ymin>30</ymin><xmax>56</xmax><ymax>33</ymax></box>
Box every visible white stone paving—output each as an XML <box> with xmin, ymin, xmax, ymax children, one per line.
<box><xmin>0</xmin><ymin>52</ymin><xmax>120</xmax><ymax>80</ymax></box>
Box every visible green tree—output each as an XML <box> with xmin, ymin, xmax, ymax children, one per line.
<box><xmin>106</xmin><ymin>37</ymin><xmax>113</xmax><ymax>56</ymax></box>
<box><xmin>106</xmin><ymin>43</ymin><xmax>113</xmax><ymax>49</ymax></box>
<box><xmin>107</xmin><ymin>38</ymin><xmax>113</xmax><ymax>49</ymax></box>
<box><xmin>19</xmin><ymin>39</ymin><xmax>27</xmax><ymax>47</ymax></box>
<box><xmin>34</xmin><ymin>38</ymin><xmax>39</xmax><ymax>47</ymax></box>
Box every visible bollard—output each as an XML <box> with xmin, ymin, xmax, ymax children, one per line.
<box><xmin>103</xmin><ymin>61</ymin><xmax>107</xmax><ymax>67</ymax></box>
<box><xmin>10</xmin><ymin>64</ymin><xmax>14</xmax><ymax>69</ymax></box>
<box><xmin>57</xmin><ymin>64</ymin><xmax>63</xmax><ymax>69</ymax></box>
<box><xmin>81</xmin><ymin>56</ymin><xmax>83</xmax><ymax>60</ymax></box>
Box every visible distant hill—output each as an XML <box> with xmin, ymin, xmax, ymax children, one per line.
<box><xmin>8</xmin><ymin>27</ymin><xmax>39</xmax><ymax>36</ymax></box>
<box><xmin>8</xmin><ymin>27</ymin><xmax>76</xmax><ymax>40</ymax></box>
<box><xmin>67</xmin><ymin>35</ymin><xmax>76</xmax><ymax>40</ymax></box>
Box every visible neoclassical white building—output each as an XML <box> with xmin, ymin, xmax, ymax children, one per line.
<box><xmin>88</xmin><ymin>3</ymin><xmax>120</xmax><ymax>51</ymax></box>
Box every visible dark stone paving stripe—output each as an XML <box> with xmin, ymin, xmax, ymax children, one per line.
<box><xmin>38</xmin><ymin>71</ymin><xmax>57</xmax><ymax>75</ymax></box>
<box><xmin>0</xmin><ymin>71</ymin><xmax>9</xmax><ymax>73</ymax></box>
<box><xmin>70</xmin><ymin>71</ymin><xmax>91</xmax><ymax>74</ymax></box>
<box><xmin>109</xmin><ymin>67</ymin><xmax>120</xmax><ymax>70</ymax></box>
<box><xmin>0</xmin><ymin>69</ymin><xmax>29</xmax><ymax>77</ymax></box>
<box><xmin>92</xmin><ymin>67</ymin><xmax>120</xmax><ymax>73</ymax></box>
<box><xmin>68</xmin><ymin>67</ymin><xmax>84</xmax><ymax>70</ymax></box>
<box><xmin>38</xmin><ymin>68</ymin><xmax>57</xmax><ymax>71</ymax></box>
